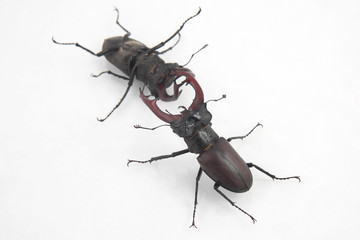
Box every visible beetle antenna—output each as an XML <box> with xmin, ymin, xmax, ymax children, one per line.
<box><xmin>158</xmin><ymin>33</ymin><xmax>181</xmax><ymax>55</ymax></box>
<box><xmin>147</xmin><ymin>7</ymin><xmax>202</xmax><ymax>54</ymax></box>
<box><xmin>227</xmin><ymin>123</ymin><xmax>263</xmax><ymax>142</ymax></box>
<box><xmin>134</xmin><ymin>124</ymin><xmax>170</xmax><ymax>131</ymax></box>
<box><xmin>205</xmin><ymin>94</ymin><xmax>226</xmax><ymax>104</ymax></box>
<box><xmin>181</xmin><ymin>44</ymin><xmax>208</xmax><ymax>67</ymax></box>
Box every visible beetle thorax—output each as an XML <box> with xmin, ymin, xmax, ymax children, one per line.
<box><xmin>170</xmin><ymin>103</ymin><xmax>219</xmax><ymax>153</ymax></box>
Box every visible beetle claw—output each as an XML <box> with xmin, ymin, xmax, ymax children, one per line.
<box><xmin>189</xmin><ymin>223</ymin><xmax>198</xmax><ymax>228</ymax></box>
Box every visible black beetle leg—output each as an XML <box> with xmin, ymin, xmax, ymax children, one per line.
<box><xmin>52</xmin><ymin>37</ymin><xmax>119</xmax><ymax>57</ymax></box>
<box><xmin>127</xmin><ymin>149</ymin><xmax>189</xmax><ymax>166</ymax></box>
<box><xmin>247</xmin><ymin>163</ymin><xmax>301</xmax><ymax>182</ymax></box>
<box><xmin>133</xmin><ymin>124</ymin><xmax>170</xmax><ymax>131</ymax></box>
<box><xmin>97</xmin><ymin>63</ymin><xmax>139</xmax><ymax>122</ymax></box>
<box><xmin>227</xmin><ymin>122</ymin><xmax>263</xmax><ymax>142</ymax></box>
<box><xmin>91</xmin><ymin>70</ymin><xmax>129</xmax><ymax>80</ymax></box>
<box><xmin>146</xmin><ymin>8</ymin><xmax>201</xmax><ymax>54</ymax></box>
<box><xmin>113</xmin><ymin>7</ymin><xmax>131</xmax><ymax>38</ymax></box>
<box><xmin>214</xmin><ymin>183</ymin><xmax>257</xmax><ymax>224</ymax></box>
<box><xmin>189</xmin><ymin>168</ymin><xmax>203</xmax><ymax>228</ymax></box>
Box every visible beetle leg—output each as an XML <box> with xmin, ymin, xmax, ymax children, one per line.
<box><xmin>247</xmin><ymin>163</ymin><xmax>301</xmax><ymax>182</ymax></box>
<box><xmin>133</xmin><ymin>124</ymin><xmax>170</xmax><ymax>131</ymax></box>
<box><xmin>97</xmin><ymin>63</ymin><xmax>139</xmax><ymax>122</ymax></box>
<box><xmin>91</xmin><ymin>70</ymin><xmax>129</xmax><ymax>80</ymax></box>
<box><xmin>214</xmin><ymin>183</ymin><xmax>257</xmax><ymax>224</ymax></box>
<box><xmin>52</xmin><ymin>37</ymin><xmax>119</xmax><ymax>57</ymax></box>
<box><xmin>189</xmin><ymin>168</ymin><xmax>203</xmax><ymax>228</ymax></box>
<box><xmin>146</xmin><ymin>8</ymin><xmax>201</xmax><ymax>54</ymax></box>
<box><xmin>127</xmin><ymin>149</ymin><xmax>189</xmax><ymax>166</ymax></box>
<box><xmin>113</xmin><ymin>7</ymin><xmax>131</xmax><ymax>38</ymax></box>
<box><xmin>227</xmin><ymin>122</ymin><xmax>263</xmax><ymax>142</ymax></box>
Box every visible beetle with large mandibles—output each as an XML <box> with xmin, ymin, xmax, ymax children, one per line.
<box><xmin>128</xmin><ymin>69</ymin><xmax>300</xmax><ymax>228</ymax></box>
<box><xmin>53</xmin><ymin>8</ymin><xmax>203</xmax><ymax>122</ymax></box>
<box><xmin>53</xmin><ymin>7</ymin><xmax>300</xmax><ymax>228</ymax></box>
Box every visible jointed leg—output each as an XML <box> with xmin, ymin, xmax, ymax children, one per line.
<box><xmin>52</xmin><ymin>37</ymin><xmax>119</xmax><ymax>57</ymax></box>
<box><xmin>147</xmin><ymin>8</ymin><xmax>201</xmax><ymax>54</ymax></box>
<box><xmin>97</xmin><ymin>64</ymin><xmax>139</xmax><ymax>122</ymax></box>
<box><xmin>127</xmin><ymin>149</ymin><xmax>189</xmax><ymax>166</ymax></box>
<box><xmin>91</xmin><ymin>70</ymin><xmax>129</xmax><ymax>80</ymax></box>
<box><xmin>227</xmin><ymin>122</ymin><xmax>263</xmax><ymax>142</ymax></box>
<box><xmin>189</xmin><ymin>168</ymin><xmax>203</xmax><ymax>228</ymax></box>
<box><xmin>247</xmin><ymin>163</ymin><xmax>301</xmax><ymax>182</ymax></box>
<box><xmin>214</xmin><ymin>183</ymin><xmax>257</xmax><ymax>223</ymax></box>
<box><xmin>113</xmin><ymin>7</ymin><xmax>131</xmax><ymax>38</ymax></box>
<box><xmin>52</xmin><ymin>8</ymin><xmax>131</xmax><ymax>57</ymax></box>
<box><xmin>133</xmin><ymin>124</ymin><xmax>170</xmax><ymax>130</ymax></box>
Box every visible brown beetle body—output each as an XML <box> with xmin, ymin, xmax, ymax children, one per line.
<box><xmin>197</xmin><ymin>137</ymin><xmax>253</xmax><ymax>193</ymax></box>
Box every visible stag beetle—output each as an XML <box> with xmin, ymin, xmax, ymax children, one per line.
<box><xmin>54</xmin><ymin>8</ymin><xmax>300</xmax><ymax>227</ymax></box>
<box><xmin>129</xmin><ymin>72</ymin><xmax>301</xmax><ymax>227</ymax></box>
<box><xmin>53</xmin><ymin>8</ymin><xmax>204</xmax><ymax>121</ymax></box>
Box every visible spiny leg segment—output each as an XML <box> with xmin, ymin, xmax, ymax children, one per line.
<box><xmin>247</xmin><ymin>163</ymin><xmax>301</xmax><ymax>182</ymax></box>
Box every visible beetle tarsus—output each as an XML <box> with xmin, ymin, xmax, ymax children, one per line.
<box><xmin>127</xmin><ymin>149</ymin><xmax>189</xmax><ymax>166</ymax></box>
<box><xmin>190</xmin><ymin>168</ymin><xmax>203</xmax><ymax>228</ymax></box>
<box><xmin>97</xmin><ymin>65</ymin><xmax>138</xmax><ymax>122</ymax></box>
<box><xmin>91</xmin><ymin>70</ymin><xmax>129</xmax><ymax>80</ymax></box>
<box><xmin>133</xmin><ymin>124</ymin><xmax>170</xmax><ymax>131</ymax></box>
<box><xmin>52</xmin><ymin>37</ymin><xmax>116</xmax><ymax>57</ymax></box>
<box><xmin>247</xmin><ymin>163</ymin><xmax>301</xmax><ymax>182</ymax></box>
<box><xmin>113</xmin><ymin>7</ymin><xmax>131</xmax><ymax>38</ymax></box>
<box><xmin>189</xmin><ymin>222</ymin><xmax>198</xmax><ymax>229</ymax></box>
<box><xmin>214</xmin><ymin>183</ymin><xmax>257</xmax><ymax>223</ymax></box>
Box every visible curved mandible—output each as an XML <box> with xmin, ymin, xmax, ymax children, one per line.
<box><xmin>172</xmin><ymin>68</ymin><xmax>204</xmax><ymax>111</ymax></box>
<box><xmin>140</xmin><ymin>89</ymin><xmax>182</xmax><ymax>123</ymax></box>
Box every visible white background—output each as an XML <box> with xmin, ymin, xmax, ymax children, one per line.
<box><xmin>1</xmin><ymin>0</ymin><xmax>359</xmax><ymax>239</ymax></box>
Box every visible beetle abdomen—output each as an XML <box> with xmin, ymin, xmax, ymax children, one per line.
<box><xmin>103</xmin><ymin>36</ymin><xmax>148</xmax><ymax>75</ymax></box>
<box><xmin>197</xmin><ymin>137</ymin><xmax>253</xmax><ymax>193</ymax></box>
